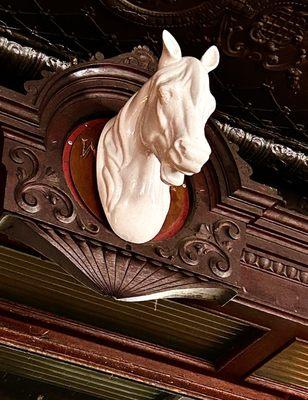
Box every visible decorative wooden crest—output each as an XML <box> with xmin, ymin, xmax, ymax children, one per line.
<box><xmin>0</xmin><ymin>45</ymin><xmax>307</xmax><ymax>312</ymax></box>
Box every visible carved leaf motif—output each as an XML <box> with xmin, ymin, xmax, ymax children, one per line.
<box><xmin>197</xmin><ymin>224</ymin><xmax>212</xmax><ymax>240</ymax></box>
<box><xmin>123</xmin><ymin>46</ymin><xmax>158</xmax><ymax>73</ymax></box>
<box><xmin>156</xmin><ymin>220</ymin><xmax>241</xmax><ymax>278</ymax></box>
<box><xmin>10</xmin><ymin>147</ymin><xmax>99</xmax><ymax>232</ymax></box>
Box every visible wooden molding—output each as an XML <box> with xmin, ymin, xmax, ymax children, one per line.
<box><xmin>1</xmin><ymin>299</ymin><xmax>305</xmax><ymax>400</ymax></box>
<box><xmin>0</xmin><ymin>50</ymin><xmax>307</xmax><ymax>317</ymax></box>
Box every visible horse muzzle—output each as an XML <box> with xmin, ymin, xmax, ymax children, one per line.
<box><xmin>169</xmin><ymin>138</ymin><xmax>211</xmax><ymax>175</ymax></box>
<box><xmin>160</xmin><ymin>161</ymin><xmax>185</xmax><ymax>186</ymax></box>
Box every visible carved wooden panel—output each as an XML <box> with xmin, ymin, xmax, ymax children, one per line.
<box><xmin>0</xmin><ymin>6</ymin><xmax>307</xmax><ymax>400</ymax></box>
<box><xmin>0</xmin><ymin>215</ymin><xmax>237</xmax><ymax>302</ymax></box>
<box><xmin>0</xmin><ymin>48</ymin><xmax>306</xmax><ymax>316</ymax></box>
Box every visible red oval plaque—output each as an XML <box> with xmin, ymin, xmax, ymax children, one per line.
<box><xmin>63</xmin><ymin>119</ymin><xmax>189</xmax><ymax>241</ymax></box>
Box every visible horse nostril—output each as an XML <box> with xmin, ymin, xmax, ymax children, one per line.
<box><xmin>173</xmin><ymin>139</ymin><xmax>210</xmax><ymax>166</ymax></box>
<box><xmin>175</xmin><ymin>139</ymin><xmax>188</xmax><ymax>152</ymax></box>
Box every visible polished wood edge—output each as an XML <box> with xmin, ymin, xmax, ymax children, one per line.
<box><xmin>246</xmin><ymin>375</ymin><xmax>308</xmax><ymax>399</ymax></box>
<box><xmin>0</xmin><ymin>299</ymin><xmax>305</xmax><ymax>400</ymax></box>
<box><xmin>0</xmin><ymin>53</ymin><xmax>307</xmax><ymax>322</ymax></box>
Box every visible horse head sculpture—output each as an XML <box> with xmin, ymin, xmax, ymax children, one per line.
<box><xmin>97</xmin><ymin>30</ymin><xmax>219</xmax><ymax>243</ymax></box>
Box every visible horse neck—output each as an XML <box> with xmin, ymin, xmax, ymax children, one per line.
<box><xmin>100</xmin><ymin>76</ymin><xmax>170</xmax><ymax>226</ymax></box>
<box><xmin>108</xmin><ymin>78</ymin><xmax>165</xmax><ymax>199</ymax></box>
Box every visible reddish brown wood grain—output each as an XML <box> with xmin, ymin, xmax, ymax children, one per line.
<box><xmin>0</xmin><ymin>50</ymin><xmax>307</xmax><ymax>400</ymax></box>
<box><xmin>0</xmin><ymin>299</ymin><xmax>301</xmax><ymax>400</ymax></box>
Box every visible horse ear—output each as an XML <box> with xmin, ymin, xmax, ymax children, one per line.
<box><xmin>158</xmin><ymin>30</ymin><xmax>182</xmax><ymax>69</ymax></box>
<box><xmin>201</xmin><ymin>45</ymin><xmax>219</xmax><ymax>72</ymax></box>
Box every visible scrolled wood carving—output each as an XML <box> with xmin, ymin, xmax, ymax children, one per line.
<box><xmin>10</xmin><ymin>146</ymin><xmax>99</xmax><ymax>233</ymax></box>
<box><xmin>156</xmin><ymin>219</ymin><xmax>241</xmax><ymax>278</ymax></box>
<box><xmin>0</xmin><ymin>215</ymin><xmax>236</xmax><ymax>303</ymax></box>
<box><xmin>10</xmin><ymin>147</ymin><xmax>76</xmax><ymax>223</ymax></box>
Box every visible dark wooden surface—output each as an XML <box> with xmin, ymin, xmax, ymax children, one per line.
<box><xmin>0</xmin><ymin>0</ymin><xmax>307</xmax><ymax>153</ymax></box>
<box><xmin>1</xmin><ymin>299</ymin><xmax>305</xmax><ymax>400</ymax></box>
<box><xmin>0</xmin><ymin>45</ymin><xmax>307</xmax><ymax>399</ymax></box>
<box><xmin>0</xmin><ymin>54</ymin><xmax>306</xmax><ymax>311</ymax></box>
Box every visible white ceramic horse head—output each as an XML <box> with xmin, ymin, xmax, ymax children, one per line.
<box><xmin>97</xmin><ymin>30</ymin><xmax>219</xmax><ymax>243</ymax></box>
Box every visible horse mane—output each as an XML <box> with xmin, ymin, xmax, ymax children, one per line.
<box><xmin>97</xmin><ymin>85</ymin><xmax>148</xmax><ymax>214</ymax></box>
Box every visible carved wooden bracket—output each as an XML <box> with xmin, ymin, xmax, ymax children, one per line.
<box><xmin>0</xmin><ymin>47</ymin><xmax>307</xmax><ymax>313</ymax></box>
<box><xmin>0</xmin><ymin>214</ymin><xmax>236</xmax><ymax>303</ymax></box>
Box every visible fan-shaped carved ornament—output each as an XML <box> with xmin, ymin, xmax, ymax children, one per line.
<box><xmin>0</xmin><ymin>215</ymin><xmax>236</xmax><ymax>303</ymax></box>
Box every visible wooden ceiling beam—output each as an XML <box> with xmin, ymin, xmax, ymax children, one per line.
<box><xmin>180</xmin><ymin>297</ymin><xmax>308</xmax><ymax>386</ymax></box>
<box><xmin>0</xmin><ymin>298</ymin><xmax>298</xmax><ymax>400</ymax></box>
<box><xmin>183</xmin><ymin>297</ymin><xmax>308</xmax><ymax>339</ymax></box>
<box><xmin>154</xmin><ymin>394</ymin><xmax>190</xmax><ymax>400</ymax></box>
<box><xmin>216</xmin><ymin>330</ymin><xmax>294</xmax><ymax>380</ymax></box>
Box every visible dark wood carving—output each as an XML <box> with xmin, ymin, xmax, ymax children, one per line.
<box><xmin>11</xmin><ymin>146</ymin><xmax>76</xmax><ymax>224</ymax></box>
<box><xmin>0</xmin><ymin>215</ymin><xmax>235</xmax><ymax>303</ymax></box>
<box><xmin>0</xmin><ymin>7</ymin><xmax>308</xmax><ymax>400</ymax></box>
<box><xmin>0</xmin><ymin>36</ymin><xmax>73</xmax><ymax>74</ymax></box>
<box><xmin>102</xmin><ymin>0</ymin><xmax>224</xmax><ymax>27</ymax></box>
<box><xmin>109</xmin><ymin>45</ymin><xmax>158</xmax><ymax>73</ymax></box>
<box><xmin>0</xmin><ymin>47</ymin><xmax>307</xmax><ymax>316</ymax></box>
<box><xmin>157</xmin><ymin>220</ymin><xmax>241</xmax><ymax>278</ymax></box>
<box><xmin>241</xmin><ymin>249</ymin><xmax>308</xmax><ymax>285</ymax></box>
<box><xmin>1</xmin><ymin>0</ymin><xmax>307</xmax><ymax>152</ymax></box>
<box><xmin>215</xmin><ymin>119</ymin><xmax>308</xmax><ymax>185</ymax></box>
<box><xmin>1</xmin><ymin>1</ymin><xmax>307</xmax><ymax>200</ymax></box>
